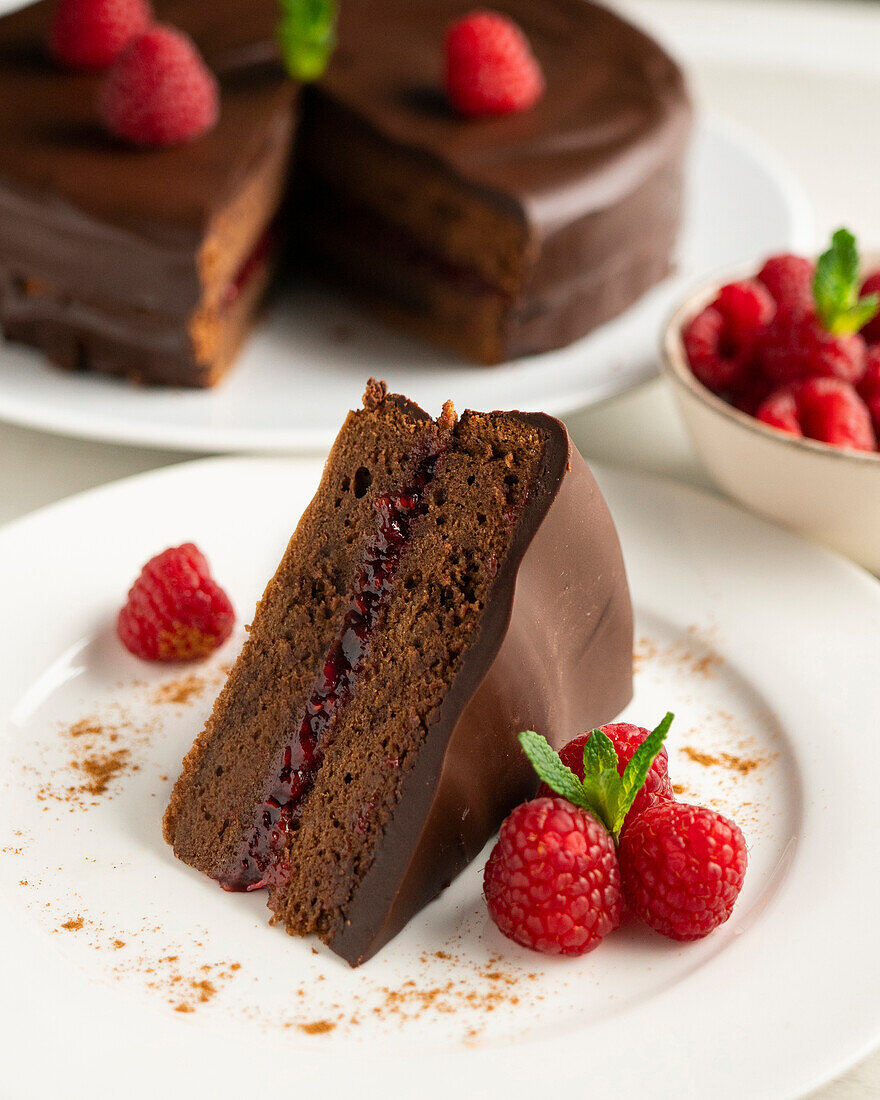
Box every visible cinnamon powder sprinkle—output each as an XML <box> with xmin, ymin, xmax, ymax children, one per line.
<box><xmin>61</xmin><ymin>917</ymin><xmax>83</xmax><ymax>931</ymax></box>
<box><xmin>34</xmin><ymin>710</ymin><xmax>157</xmax><ymax>807</ymax></box>
<box><xmin>152</xmin><ymin>675</ymin><xmax>206</xmax><ymax>706</ymax></box>
<box><xmin>75</xmin><ymin>749</ymin><xmax>132</xmax><ymax>795</ymax></box>
<box><xmin>299</xmin><ymin>1020</ymin><xmax>336</xmax><ymax>1035</ymax></box>
<box><xmin>634</xmin><ymin>635</ymin><xmax>722</xmax><ymax>679</ymax></box>
<box><xmin>682</xmin><ymin>746</ymin><xmax>770</xmax><ymax>776</ymax></box>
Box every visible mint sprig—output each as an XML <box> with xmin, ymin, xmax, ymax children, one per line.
<box><xmin>276</xmin><ymin>0</ymin><xmax>338</xmax><ymax>81</ymax></box>
<box><xmin>519</xmin><ymin>713</ymin><xmax>674</xmax><ymax>840</ymax></box>
<box><xmin>813</xmin><ymin>227</ymin><xmax>879</xmax><ymax>335</ymax></box>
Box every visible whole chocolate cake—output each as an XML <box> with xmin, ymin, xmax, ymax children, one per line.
<box><xmin>0</xmin><ymin>0</ymin><xmax>690</xmax><ymax>384</ymax></box>
<box><xmin>164</xmin><ymin>381</ymin><xmax>633</xmax><ymax>964</ymax></box>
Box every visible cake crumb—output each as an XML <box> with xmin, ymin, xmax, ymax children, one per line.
<box><xmin>439</xmin><ymin>399</ymin><xmax>457</xmax><ymax>431</ymax></box>
<box><xmin>362</xmin><ymin>377</ymin><xmax>387</xmax><ymax>410</ymax></box>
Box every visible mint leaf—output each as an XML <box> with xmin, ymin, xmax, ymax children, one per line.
<box><xmin>518</xmin><ymin>730</ymin><xmax>590</xmax><ymax>808</ymax></box>
<box><xmin>847</xmin><ymin>293</ymin><xmax>880</xmax><ymax>333</ymax></box>
<box><xmin>519</xmin><ymin>716</ymin><xmax>676</xmax><ymax>841</ymax></box>
<box><xmin>582</xmin><ymin>729</ymin><xmax>619</xmax><ymax>777</ymax></box>
<box><xmin>813</xmin><ymin>227</ymin><xmax>879</xmax><ymax>335</ymax></box>
<box><xmin>276</xmin><ymin>0</ymin><xmax>338</xmax><ymax>81</ymax></box>
<box><xmin>616</xmin><ymin>712</ymin><xmax>674</xmax><ymax>831</ymax></box>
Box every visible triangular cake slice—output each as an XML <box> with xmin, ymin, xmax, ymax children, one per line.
<box><xmin>164</xmin><ymin>381</ymin><xmax>633</xmax><ymax>964</ymax></box>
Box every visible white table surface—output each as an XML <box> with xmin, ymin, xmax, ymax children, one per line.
<box><xmin>2</xmin><ymin>1</ymin><xmax>879</xmax><ymax>1095</ymax></box>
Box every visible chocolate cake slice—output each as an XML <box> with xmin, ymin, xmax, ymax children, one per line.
<box><xmin>0</xmin><ymin>0</ymin><xmax>295</xmax><ymax>387</ymax></box>
<box><xmin>164</xmin><ymin>381</ymin><xmax>633</xmax><ymax>964</ymax></box>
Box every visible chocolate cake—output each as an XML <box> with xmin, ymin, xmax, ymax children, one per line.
<box><xmin>164</xmin><ymin>381</ymin><xmax>633</xmax><ymax>964</ymax></box>
<box><xmin>0</xmin><ymin>0</ymin><xmax>690</xmax><ymax>384</ymax></box>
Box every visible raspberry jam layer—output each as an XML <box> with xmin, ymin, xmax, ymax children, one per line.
<box><xmin>221</xmin><ymin>227</ymin><xmax>274</xmax><ymax>309</ymax></box>
<box><xmin>221</xmin><ymin>448</ymin><xmax>441</xmax><ymax>892</ymax></box>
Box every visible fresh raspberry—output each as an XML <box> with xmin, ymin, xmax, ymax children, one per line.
<box><xmin>756</xmin><ymin>387</ymin><xmax>802</xmax><ymax>436</ymax></box>
<box><xmin>682</xmin><ymin>306</ymin><xmax>751</xmax><ymax>394</ymax></box>
<box><xmin>859</xmin><ymin>271</ymin><xmax>880</xmax><ymax>344</ymax></box>
<box><xmin>758</xmin><ymin>307</ymin><xmax>866</xmax><ymax>385</ymax></box>
<box><xmin>445</xmin><ymin>10</ymin><xmax>545</xmax><ymax>117</ymax></box>
<box><xmin>857</xmin><ymin>345</ymin><xmax>880</xmax><ymax>436</ymax></box>
<box><xmin>714</xmin><ymin>279</ymin><xmax>775</xmax><ymax>346</ymax></box>
<box><xmin>728</xmin><ymin>371</ymin><xmax>774</xmax><ymax>417</ymax></box>
<box><xmin>99</xmin><ymin>25</ymin><xmax>219</xmax><ymax>147</ymax></box>
<box><xmin>538</xmin><ymin>723</ymin><xmax>673</xmax><ymax>826</ymax></box>
<box><xmin>618</xmin><ymin>801</ymin><xmax>748</xmax><ymax>941</ymax></box>
<box><xmin>796</xmin><ymin>377</ymin><xmax>876</xmax><ymax>451</ymax></box>
<box><xmin>483</xmin><ymin>797</ymin><xmax>622</xmax><ymax>955</ymax></box>
<box><xmin>757</xmin><ymin>253</ymin><xmax>815</xmax><ymax>310</ymax></box>
<box><xmin>48</xmin><ymin>0</ymin><xmax>152</xmax><ymax>70</ymax></box>
<box><xmin>117</xmin><ymin>543</ymin><xmax>235</xmax><ymax>661</ymax></box>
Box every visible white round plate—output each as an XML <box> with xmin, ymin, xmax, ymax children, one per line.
<box><xmin>1</xmin><ymin>456</ymin><xmax>879</xmax><ymax>1099</ymax></box>
<box><xmin>0</xmin><ymin>116</ymin><xmax>812</xmax><ymax>454</ymax></box>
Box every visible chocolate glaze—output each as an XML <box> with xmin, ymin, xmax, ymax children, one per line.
<box><xmin>325</xmin><ymin>0</ymin><xmax>689</xmax><ymax>235</ymax></box>
<box><xmin>294</xmin><ymin>415</ymin><xmax>633</xmax><ymax>965</ymax></box>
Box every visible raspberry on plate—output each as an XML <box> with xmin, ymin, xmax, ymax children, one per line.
<box><xmin>618</xmin><ymin>801</ymin><xmax>748</xmax><ymax>941</ymax></box>
<box><xmin>537</xmin><ymin>722</ymin><xmax>673</xmax><ymax>827</ymax></box>
<box><xmin>483</xmin><ymin>796</ymin><xmax>622</xmax><ymax>955</ymax></box>
<box><xmin>99</xmin><ymin>25</ymin><xmax>219</xmax><ymax>146</ymax></box>
<box><xmin>860</xmin><ymin>271</ymin><xmax>880</xmax><ymax>344</ymax></box>
<box><xmin>445</xmin><ymin>10</ymin><xmax>545</xmax><ymax>117</ymax></box>
<box><xmin>117</xmin><ymin>542</ymin><xmax>235</xmax><ymax>661</ymax></box>
<box><xmin>797</xmin><ymin>377</ymin><xmax>876</xmax><ymax>451</ymax></box>
<box><xmin>49</xmin><ymin>0</ymin><xmax>152</xmax><ymax>70</ymax></box>
<box><xmin>757</xmin><ymin>253</ymin><xmax>815</xmax><ymax>310</ymax></box>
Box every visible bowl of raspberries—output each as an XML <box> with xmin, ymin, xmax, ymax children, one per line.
<box><xmin>663</xmin><ymin>228</ymin><xmax>880</xmax><ymax>573</ymax></box>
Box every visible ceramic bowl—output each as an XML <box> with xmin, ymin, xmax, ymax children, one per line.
<box><xmin>662</xmin><ymin>269</ymin><xmax>880</xmax><ymax>574</ymax></box>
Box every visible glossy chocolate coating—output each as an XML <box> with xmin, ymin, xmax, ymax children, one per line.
<box><xmin>320</xmin><ymin>419</ymin><xmax>633</xmax><ymax>965</ymax></box>
<box><xmin>327</xmin><ymin>0</ymin><xmax>689</xmax><ymax>234</ymax></box>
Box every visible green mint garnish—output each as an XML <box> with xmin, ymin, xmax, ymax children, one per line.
<box><xmin>519</xmin><ymin>712</ymin><xmax>674</xmax><ymax>841</ymax></box>
<box><xmin>813</xmin><ymin>227</ymin><xmax>879</xmax><ymax>335</ymax></box>
<box><xmin>276</xmin><ymin>0</ymin><xmax>338</xmax><ymax>81</ymax></box>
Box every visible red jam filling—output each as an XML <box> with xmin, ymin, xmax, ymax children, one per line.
<box><xmin>220</xmin><ymin>228</ymin><xmax>275</xmax><ymax>309</ymax></box>
<box><xmin>220</xmin><ymin>448</ymin><xmax>441</xmax><ymax>892</ymax></box>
